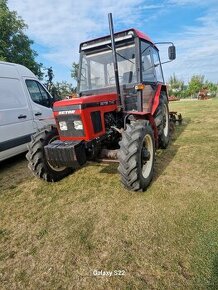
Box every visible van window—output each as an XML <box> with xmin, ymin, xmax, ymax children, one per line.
<box><xmin>0</xmin><ymin>78</ymin><xmax>27</xmax><ymax>110</ymax></box>
<box><xmin>26</xmin><ymin>80</ymin><xmax>51</xmax><ymax>108</ymax></box>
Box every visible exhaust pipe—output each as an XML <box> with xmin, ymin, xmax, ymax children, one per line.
<box><xmin>108</xmin><ymin>13</ymin><xmax>122</xmax><ymax>109</ymax></box>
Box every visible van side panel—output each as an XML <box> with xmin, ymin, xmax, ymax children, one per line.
<box><xmin>0</xmin><ymin>61</ymin><xmax>54</xmax><ymax>161</ymax></box>
<box><xmin>0</xmin><ymin>63</ymin><xmax>20</xmax><ymax>78</ymax></box>
<box><xmin>0</xmin><ymin>78</ymin><xmax>32</xmax><ymax>123</ymax></box>
<box><xmin>0</xmin><ymin>64</ymin><xmax>35</xmax><ymax>161</ymax></box>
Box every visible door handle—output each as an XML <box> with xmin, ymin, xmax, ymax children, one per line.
<box><xmin>35</xmin><ymin>112</ymin><xmax>42</xmax><ymax>116</ymax></box>
<box><xmin>18</xmin><ymin>114</ymin><xmax>27</xmax><ymax>119</ymax></box>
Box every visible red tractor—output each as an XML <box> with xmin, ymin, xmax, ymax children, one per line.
<box><xmin>26</xmin><ymin>14</ymin><xmax>176</xmax><ymax>191</ymax></box>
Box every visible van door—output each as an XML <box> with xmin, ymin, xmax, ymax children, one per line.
<box><xmin>24</xmin><ymin>79</ymin><xmax>54</xmax><ymax>130</ymax></box>
<box><xmin>0</xmin><ymin>77</ymin><xmax>34</xmax><ymax>160</ymax></box>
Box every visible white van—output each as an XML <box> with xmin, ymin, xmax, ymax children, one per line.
<box><xmin>0</xmin><ymin>61</ymin><xmax>55</xmax><ymax>162</ymax></box>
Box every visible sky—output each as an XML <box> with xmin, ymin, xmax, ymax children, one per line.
<box><xmin>7</xmin><ymin>0</ymin><xmax>218</xmax><ymax>84</ymax></box>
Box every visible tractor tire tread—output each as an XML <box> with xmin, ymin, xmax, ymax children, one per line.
<box><xmin>118</xmin><ymin>120</ymin><xmax>154</xmax><ymax>191</ymax></box>
<box><xmin>26</xmin><ymin>127</ymin><xmax>72</xmax><ymax>182</ymax></box>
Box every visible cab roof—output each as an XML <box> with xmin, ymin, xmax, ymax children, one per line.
<box><xmin>80</xmin><ymin>28</ymin><xmax>156</xmax><ymax>51</ymax></box>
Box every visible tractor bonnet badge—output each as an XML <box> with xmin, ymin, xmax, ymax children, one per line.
<box><xmin>58</xmin><ymin>110</ymin><xmax>75</xmax><ymax>115</ymax></box>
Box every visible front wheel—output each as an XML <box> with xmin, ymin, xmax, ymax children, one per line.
<box><xmin>118</xmin><ymin>120</ymin><xmax>155</xmax><ymax>191</ymax></box>
<box><xmin>26</xmin><ymin>127</ymin><xmax>72</xmax><ymax>182</ymax></box>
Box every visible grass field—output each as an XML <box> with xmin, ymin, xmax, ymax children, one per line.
<box><xmin>0</xmin><ymin>98</ymin><xmax>218</xmax><ymax>289</ymax></box>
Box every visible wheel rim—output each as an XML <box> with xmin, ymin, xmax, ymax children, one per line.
<box><xmin>46</xmin><ymin>135</ymin><xmax>67</xmax><ymax>172</ymax></box>
<box><xmin>163</xmin><ymin>104</ymin><xmax>169</xmax><ymax>137</ymax></box>
<box><xmin>141</xmin><ymin>134</ymin><xmax>153</xmax><ymax>178</ymax></box>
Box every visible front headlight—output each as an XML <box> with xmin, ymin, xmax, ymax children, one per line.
<box><xmin>73</xmin><ymin>120</ymin><xmax>83</xmax><ymax>130</ymax></box>
<box><xmin>59</xmin><ymin>121</ymin><xmax>68</xmax><ymax>131</ymax></box>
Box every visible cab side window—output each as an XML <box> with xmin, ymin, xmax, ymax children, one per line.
<box><xmin>26</xmin><ymin>80</ymin><xmax>51</xmax><ymax>108</ymax></box>
<box><xmin>141</xmin><ymin>41</ymin><xmax>155</xmax><ymax>82</ymax></box>
<box><xmin>152</xmin><ymin>48</ymin><xmax>164</xmax><ymax>83</ymax></box>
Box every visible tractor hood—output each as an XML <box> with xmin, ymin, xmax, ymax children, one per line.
<box><xmin>53</xmin><ymin>93</ymin><xmax>119</xmax><ymax>142</ymax></box>
<box><xmin>53</xmin><ymin>93</ymin><xmax>118</xmax><ymax>111</ymax></box>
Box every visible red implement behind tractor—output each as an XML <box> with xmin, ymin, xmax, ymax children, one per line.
<box><xmin>26</xmin><ymin>14</ymin><xmax>178</xmax><ymax>191</ymax></box>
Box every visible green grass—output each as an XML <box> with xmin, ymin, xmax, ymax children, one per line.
<box><xmin>0</xmin><ymin>98</ymin><xmax>218</xmax><ymax>289</ymax></box>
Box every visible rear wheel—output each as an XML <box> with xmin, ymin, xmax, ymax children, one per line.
<box><xmin>26</xmin><ymin>127</ymin><xmax>72</xmax><ymax>182</ymax></box>
<box><xmin>154</xmin><ymin>93</ymin><xmax>170</xmax><ymax>149</ymax></box>
<box><xmin>118</xmin><ymin>120</ymin><xmax>155</xmax><ymax>191</ymax></box>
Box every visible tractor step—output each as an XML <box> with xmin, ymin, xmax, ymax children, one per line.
<box><xmin>96</xmin><ymin>149</ymin><xmax>119</xmax><ymax>163</ymax></box>
<box><xmin>96</xmin><ymin>158</ymin><xmax>119</xmax><ymax>163</ymax></box>
<box><xmin>100</xmin><ymin>148</ymin><xmax>118</xmax><ymax>159</ymax></box>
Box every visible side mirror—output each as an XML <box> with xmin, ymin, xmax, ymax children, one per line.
<box><xmin>168</xmin><ymin>45</ymin><xmax>176</xmax><ymax>60</ymax></box>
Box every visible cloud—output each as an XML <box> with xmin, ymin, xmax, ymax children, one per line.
<box><xmin>8</xmin><ymin>0</ymin><xmax>144</xmax><ymax>64</ymax></box>
<box><xmin>6</xmin><ymin>0</ymin><xmax>148</xmax><ymax>82</ymax></box>
<box><xmin>167</xmin><ymin>0</ymin><xmax>217</xmax><ymax>6</ymax></box>
<box><xmin>160</xmin><ymin>7</ymin><xmax>218</xmax><ymax>83</ymax></box>
<box><xmin>141</xmin><ymin>4</ymin><xmax>164</xmax><ymax>9</ymax></box>
<box><xmin>7</xmin><ymin>0</ymin><xmax>218</xmax><ymax>83</ymax></box>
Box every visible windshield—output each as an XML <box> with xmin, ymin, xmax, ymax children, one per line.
<box><xmin>78</xmin><ymin>43</ymin><xmax>136</xmax><ymax>93</ymax></box>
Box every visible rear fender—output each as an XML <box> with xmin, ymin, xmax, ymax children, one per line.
<box><xmin>151</xmin><ymin>84</ymin><xmax>168</xmax><ymax>115</ymax></box>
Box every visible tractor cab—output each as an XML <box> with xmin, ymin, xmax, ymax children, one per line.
<box><xmin>78</xmin><ymin>29</ymin><xmax>172</xmax><ymax>112</ymax></box>
<box><xmin>78</xmin><ymin>29</ymin><xmax>138</xmax><ymax>97</ymax></box>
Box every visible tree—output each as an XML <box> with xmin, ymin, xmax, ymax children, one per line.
<box><xmin>168</xmin><ymin>74</ymin><xmax>184</xmax><ymax>97</ymax></box>
<box><xmin>71</xmin><ymin>62</ymin><xmax>79</xmax><ymax>81</ymax></box>
<box><xmin>43</xmin><ymin>67</ymin><xmax>60</xmax><ymax>100</ymax></box>
<box><xmin>205</xmin><ymin>81</ymin><xmax>218</xmax><ymax>97</ymax></box>
<box><xmin>54</xmin><ymin>81</ymin><xmax>74</xmax><ymax>99</ymax></box>
<box><xmin>43</xmin><ymin>68</ymin><xmax>74</xmax><ymax>100</ymax></box>
<box><xmin>71</xmin><ymin>62</ymin><xmax>79</xmax><ymax>92</ymax></box>
<box><xmin>44</xmin><ymin>66</ymin><xmax>54</xmax><ymax>91</ymax></box>
<box><xmin>187</xmin><ymin>75</ymin><xmax>204</xmax><ymax>97</ymax></box>
<box><xmin>0</xmin><ymin>0</ymin><xmax>43</xmax><ymax>77</ymax></box>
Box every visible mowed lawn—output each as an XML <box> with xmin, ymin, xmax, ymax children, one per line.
<box><xmin>0</xmin><ymin>99</ymin><xmax>218</xmax><ymax>290</ymax></box>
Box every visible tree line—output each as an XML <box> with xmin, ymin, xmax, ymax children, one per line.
<box><xmin>169</xmin><ymin>74</ymin><xmax>218</xmax><ymax>99</ymax></box>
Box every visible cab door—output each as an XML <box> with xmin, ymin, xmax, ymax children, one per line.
<box><xmin>24</xmin><ymin>79</ymin><xmax>55</xmax><ymax>130</ymax></box>
<box><xmin>140</xmin><ymin>41</ymin><xmax>156</xmax><ymax>113</ymax></box>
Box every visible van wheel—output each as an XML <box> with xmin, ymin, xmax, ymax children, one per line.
<box><xmin>26</xmin><ymin>127</ymin><xmax>72</xmax><ymax>182</ymax></box>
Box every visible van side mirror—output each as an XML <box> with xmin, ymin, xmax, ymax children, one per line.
<box><xmin>168</xmin><ymin>45</ymin><xmax>176</xmax><ymax>60</ymax></box>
